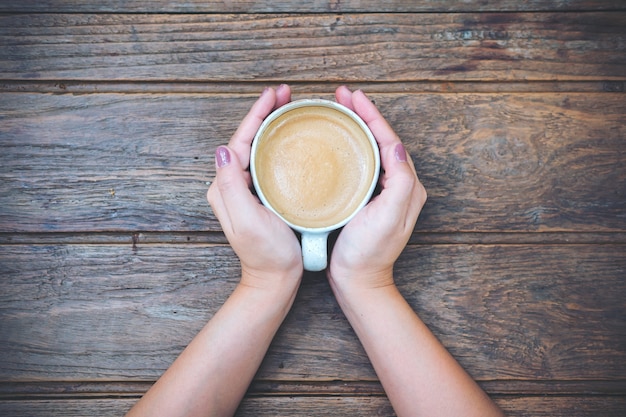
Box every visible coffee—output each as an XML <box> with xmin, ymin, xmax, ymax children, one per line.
<box><xmin>253</xmin><ymin>105</ymin><xmax>377</xmax><ymax>229</ymax></box>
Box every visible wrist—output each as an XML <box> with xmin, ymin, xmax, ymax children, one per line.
<box><xmin>232</xmin><ymin>275</ymin><xmax>301</xmax><ymax>327</ymax></box>
<box><xmin>328</xmin><ymin>274</ymin><xmax>402</xmax><ymax>330</ymax></box>
<box><xmin>328</xmin><ymin>267</ymin><xmax>396</xmax><ymax>308</ymax></box>
<box><xmin>328</xmin><ymin>264</ymin><xmax>394</xmax><ymax>292</ymax></box>
<box><xmin>240</xmin><ymin>267</ymin><xmax>302</xmax><ymax>301</ymax></box>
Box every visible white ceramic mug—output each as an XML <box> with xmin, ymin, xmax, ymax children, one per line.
<box><xmin>250</xmin><ymin>99</ymin><xmax>380</xmax><ymax>271</ymax></box>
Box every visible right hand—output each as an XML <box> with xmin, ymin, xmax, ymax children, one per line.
<box><xmin>328</xmin><ymin>87</ymin><xmax>427</xmax><ymax>290</ymax></box>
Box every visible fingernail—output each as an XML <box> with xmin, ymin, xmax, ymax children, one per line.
<box><xmin>216</xmin><ymin>146</ymin><xmax>231</xmax><ymax>168</ymax></box>
<box><xmin>276</xmin><ymin>83</ymin><xmax>288</xmax><ymax>93</ymax></box>
<box><xmin>261</xmin><ymin>86</ymin><xmax>271</xmax><ymax>96</ymax></box>
<box><xmin>355</xmin><ymin>89</ymin><xmax>375</xmax><ymax>105</ymax></box>
<box><xmin>355</xmin><ymin>89</ymin><xmax>369</xmax><ymax>98</ymax></box>
<box><xmin>395</xmin><ymin>143</ymin><xmax>408</xmax><ymax>162</ymax></box>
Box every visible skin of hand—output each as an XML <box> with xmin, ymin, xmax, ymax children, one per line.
<box><xmin>126</xmin><ymin>85</ymin><xmax>502</xmax><ymax>417</ymax></box>
<box><xmin>207</xmin><ymin>84</ymin><xmax>303</xmax><ymax>287</ymax></box>
<box><xmin>125</xmin><ymin>85</ymin><xmax>303</xmax><ymax>417</ymax></box>
<box><xmin>329</xmin><ymin>86</ymin><xmax>427</xmax><ymax>288</ymax></box>
<box><xmin>327</xmin><ymin>86</ymin><xmax>503</xmax><ymax>417</ymax></box>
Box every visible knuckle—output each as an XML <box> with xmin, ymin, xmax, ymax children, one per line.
<box><xmin>418</xmin><ymin>182</ymin><xmax>427</xmax><ymax>202</ymax></box>
<box><xmin>206</xmin><ymin>183</ymin><xmax>218</xmax><ymax>205</ymax></box>
<box><xmin>216</xmin><ymin>171</ymin><xmax>237</xmax><ymax>194</ymax></box>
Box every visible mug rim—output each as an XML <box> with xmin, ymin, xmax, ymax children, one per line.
<box><xmin>250</xmin><ymin>98</ymin><xmax>381</xmax><ymax>234</ymax></box>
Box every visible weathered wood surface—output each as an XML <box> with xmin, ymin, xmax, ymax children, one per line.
<box><xmin>0</xmin><ymin>0</ymin><xmax>622</xmax><ymax>13</ymax></box>
<box><xmin>3</xmin><ymin>80</ymin><xmax>624</xmax><ymax>94</ymax></box>
<box><xmin>1</xmin><ymin>244</ymin><xmax>624</xmax><ymax>382</ymax></box>
<box><xmin>2</xmin><ymin>13</ymin><xmax>625</xmax><ymax>82</ymax></box>
<box><xmin>1</xmin><ymin>92</ymin><xmax>624</xmax><ymax>234</ymax></box>
<box><xmin>6</xmin><ymin>379</ymin><xmax>626</xmax><ymax>398</ymax></box>
<box><xmin>2</xmin><ymin>395</ymin><xmax>626</xmax><ymax>417</ymax></box>
<box><xmin>239</xmin><ymin>396</ymin><xmax>626</xmax><ymax>417</ymax></box>
<box><xmin>1</xmin><ymin>2</ymin><xmax>625</xmax><ymax>416</ymax></box>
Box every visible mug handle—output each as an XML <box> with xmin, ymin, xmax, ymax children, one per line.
<box><xmin>301</xmin><ymin>232</ymin><xmax>329</xmax><ymax>271</ymax></box>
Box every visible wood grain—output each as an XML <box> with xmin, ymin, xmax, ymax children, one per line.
<box><xmin>236</xmin><ymin>396</ymin><xmax>626</xmax><ymax>417</ymax></box>
<box><xmin>0</xmin><ymin>244</ymin><xmax>624</xmax><ymax>382</ymax></box>
<box><xmin>1</xmin><ymin>92</ymin><xmax>624</xmax><ymax>233</ymax></box>
<box><xmin>2</xmin><ymin>379</ymin><xmax>626</xmax><ymax>398</ymax></box>
<box><xmin>1</xmin><ymin>3</ymin><xmax>624</xmax><ymax>415</ymax></box>
<box><xmin>0</xmin><ymin>244</ymin><xmax>238</xmax><ymax>380</ymax></box>
<box><xmin>2</xmin><ymin>80</ymin><xmax>622</xmax><ymax>94</ymax></box>
<box><xmin>2</xmin><ymin>395</ymin><xmax>626</xmax><ymax>417</ymax></box>
<box><xmin>0</xmin><ymin>0</ymin><xmax>621</xmax><ymax>13</ymax></box>
<box><xmin>2</xmin><ymin>13</ymin><xmax>625</xmax><ymax>82</ymax></box>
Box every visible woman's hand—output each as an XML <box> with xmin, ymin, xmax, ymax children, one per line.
<box><xmin>328</xmin><ymin>86</ymin><xmax>427</xmax><ymax>289</ymax></box>
<box><xmin>326</xmin><ymin>88</ymin><xmax>503</xmax><ymax>417</ymax></box>
<box><xmin>207</xmin><ymin>85</ymin><xmax>303</xmax><ymax>288</ymax></box>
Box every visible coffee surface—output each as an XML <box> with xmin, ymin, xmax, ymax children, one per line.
<box><xmin>254</xmin><ymin>105</ymin><xmax>376</xmax><ymax>229</ymax></box>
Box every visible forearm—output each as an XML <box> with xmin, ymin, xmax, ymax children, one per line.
<box><xmin>127</xmin><ymin>277</ymin><xmax>299</xmax><ymax>417</ymax></box>
<box><xmin>330</xmin><ymin>278</ymin><xmax>502</xmax><ymax>417</ymax></box>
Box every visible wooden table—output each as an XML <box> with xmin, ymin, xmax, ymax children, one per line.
<box><xmin>1</xmin><ymin>1</ymin><xmax>625</xmax><ymax>416</ymax></box>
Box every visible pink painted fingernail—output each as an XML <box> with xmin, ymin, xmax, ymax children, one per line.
<box><xmin>216</xmin><ymin>146</ymin><xmax>231</xmax><ymax>168</ymax></box>
<box><xmin>395</xmin><ymin>143</ymin><xmax>408</xmax><ymax>162</ymax></box>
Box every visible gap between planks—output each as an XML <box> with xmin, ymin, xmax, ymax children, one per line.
<box><xmin>2</xmin><ymin>232</ymin><xmax>626</xmax><ymax>246</ymax></box>
<box><xmin>1</xmin><ymin>380</ymin><xmax>626</xmax><ymax>400</ymax></box>
<box><xmin>1</xmin><ymin>80</ymin><xmax>624</xmax><ymax>95</ymax></box>
<box><xmin>1</xmin><ymin>3</ymin><xmax>626</xmax><ymax>13</ymax></box>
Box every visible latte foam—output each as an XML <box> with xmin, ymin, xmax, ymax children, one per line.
<box><xmin>254</xmin><ymin>105</ymin><xmax>376</xmax><ymax>229</ymax></box>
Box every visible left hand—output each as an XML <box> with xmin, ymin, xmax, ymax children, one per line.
<box><xmin>207</xmin><ymin>85</ymin><xmax>303</xmax><ymax>288</ymax></box>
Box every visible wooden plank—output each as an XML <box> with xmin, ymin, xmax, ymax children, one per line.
<box><xmin>3</xmin><ymin>231</ymin><xmax>626</xmax><ymax>246</ymax></box>
<box><xmin>0</xmin><ymin>244</ymin><xmax>238</xmax><ymax>380</ymax></box>
<box><xmin>495</xmin><ymin>396</ymin><xmax>626</xmax><ymax>417</ymax></box>
<box><xmin>0</xmin><ymin>0</ymin><xmax>621</xmax><ymax>13</ymax></box>
<box><xmin>2</xmin><ymin>395</ymin><xmax>626</xmax><ymax>417</ymax></box>
<box><xmin>1</xmin><ymin>92</ymin><xmax>624</xmax><ymax>233</ymax></box>
<box><xmin>0</xmin><ymin>244</ymin><xmax>624</xmax><ymax>382</ymax></box>
<box><xmin>1</xmin><ymin>13</ymin><xmax>625</xmax><ymax>82</ymax></box>
<box><xmin>394</xmin><ymin>245</ymin><xmax>626</xmax><ymax>381</ymax></box>
<box><xmin>237</xmin><ymin>396</ymin><xmax>391</xmax><ymax>417</ymax></box>
<box><xmin>0</xmin><ymin>92</ymin><xmax>225</xmax><ymax>233</ymax></box>
<box><xmin>238</xmin><ymin>395</ymin><xmax>626</xmax><ymax>417</ymax></box>
<box><xmin>2</xmin><ymin>379</ymin><xmax>626</xmax><ymax>398</ymax></box>
<box><xmin>0</xmin><ymin>399</ymin><xmax>137</xmax><ymax>417</ymax></box>
<box><xmin>3</xmin><ymin>80</ymin><xmax>622</xmax><ymax>95</ymax></box>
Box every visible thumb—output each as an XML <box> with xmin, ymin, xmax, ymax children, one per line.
<box><xmin>375</xmin><ymin>142</ymin><xmax>425</xmax><ymax>228</ymax></box>
<box><xmin>209</xmin><ymin>145</ymin><xmax>260</xmax><ymax>233</ymax></box>
<box><xmin>215</xmin><ymin>144</ymin><xmax>233</xmax><ymax>170</ymax></box>
<box><xmin>380</xmin><ymin>142</ymin><xmax>416</xmax><ymax>194</ymax></box>
<box><xmin>214</xmin><ymin>145</ymin><xmax>256</xmax><ymax>209</ymax></box>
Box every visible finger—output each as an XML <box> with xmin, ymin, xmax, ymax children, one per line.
<box><xmin>388</xmin><ymin>143</ymin><xmax>427</xmax><ymax>206</ymax></box>
<box><xmin>372</xmin><ymin>148</ymin><xmax>426</xmax><ymax>234</ymax></box>
<box><xmin>350</xmin><ymin>90</ymin><xmax>422</xmax><ymax>179</ymax></box>
<box><xmin>274</xmin><ymin>84</ymin><xmax>292</xmax><ymax>109</ymax></box>
<box><xmin>350</xmin><ymin>90</ymin><xmax>401</xmax><ymax>151</ymax></box>
<box><xmin>379</xmin><ymin>143</ymin><xmax>416</xmax><ymax>199</ymax></box>
<box><xmin>335</xmin><ymin>85</ymin><xmax>355</xmax><ymax>111</ymax></box>
<box><xmin>338</xmin><ymin>87</ymin><xmax>424</xmax><ymax>216</ymax></box>
<box><xmin>207</xmin><ymin>147</ymin><xmax>237</xmax><ymax>235</ymax></box>
<box><xmin>338</xmin><ymin>89</ymin><xmax>426</xmax><ymax>224</ymax></box>
<box><xmin>382</xmin><ymin>137</ymin><xmax>419</xmax><ymax>179</ymax></box>
<box><xmin>228</xmin><ymin>87</ymin><xmax>278</xmax><ymax>168</ymax></box>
